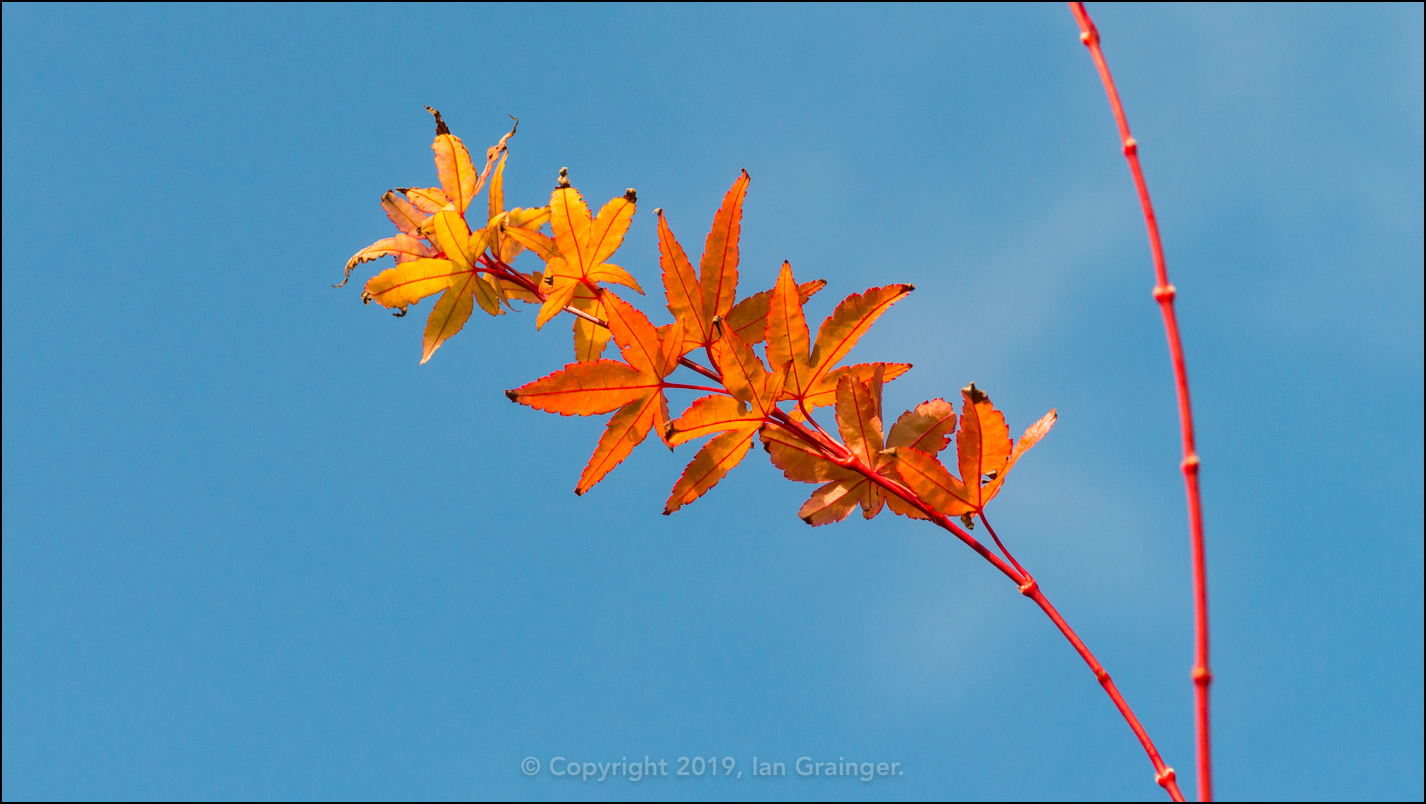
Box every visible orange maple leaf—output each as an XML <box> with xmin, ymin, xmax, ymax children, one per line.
<box><xmin>761</xmin><ymin>260</ymin><xmax>914</xmax><ymax>417</ymax></box>
<box><xmin>504</xmin><ymin>170</ymin><xmax>644</xmax><ymax>347</ymax></box>
<box><xmin>339</xmin><ymin>232</ymin><xmax>436</xmax><ymax>287</ymax></box>
<box><xmin>361</xmin><ymin>210</ymin><xmax>503</xmax><ymax>363</ymax></box>
<box><xmin>764</xmin><ymin>370</ymin><xmax>970</xmax><ymax>526</ymax></box>
<box><xmin>892</xmin><ymin>383</ymin><xmax>1056</xmax><ymax>520</ymax></box>
<box><xmin>506</xmin><ymin>293</ymin><xmax>682</xmax><ymax>495</ymax></box>
<box><xmin>657</xmin><ymin>171</ymin><xmax>751</xmax><ymax>351</ymax></box>
<box><xmin>662</xmin><ymin>320</ymin><xmax>788</xmax><ymax>513</ymax></box>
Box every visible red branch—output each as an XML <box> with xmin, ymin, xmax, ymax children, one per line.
<box><xmin>1068</xmin><ymin>4</ymin><xmax>1212</xmax><ymax>800</ymax></box>
<box><xmin>481</xmin><ymin>227</ymin><xmax>1185</xmax><ymax>801</ymax></box>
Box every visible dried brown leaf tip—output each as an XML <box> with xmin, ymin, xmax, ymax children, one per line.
<box><xmin>624</xmin><ymin>188</ymin><xmax>637</xmax><ymax>203</ymax></box>
<box><xmin>556</xmin><ymin>167</ymin><xmax>570</xmax><ymax>188</ymax></box>
<box><xmin>425</xmin><ymin>105</ymin><xmax>450</xmax><ymax>135</ymax></box>
<box><xmin>962</xmin><ymin>382</ymin><xmax>989</xmax><ymax>404</ymax></box>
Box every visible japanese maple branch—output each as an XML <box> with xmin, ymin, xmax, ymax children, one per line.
<box><xmin>480</xmin><ymin>250</ymin><xmax>1184</xmax><ymax>801</ymax></box>
<box><xmin>1068</xmin><ymin>5</ymin><xmax>1212</xmax><ymax>799</ymax></box>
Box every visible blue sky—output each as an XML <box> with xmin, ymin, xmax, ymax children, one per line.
<box><xmin>3</xmin><ymin>3</ymin><xmax>1421</xmax><ymax>801</ymax></box>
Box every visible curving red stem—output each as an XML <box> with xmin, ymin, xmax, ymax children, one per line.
<box><xmin>1068</xmin><ymin>4</ymin><xmax>1211</xmax><ymax>799</ymax></box>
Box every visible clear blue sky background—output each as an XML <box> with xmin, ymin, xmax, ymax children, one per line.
<box><xmin>3</xmin><ymin>3</ymin><xmax>1421</xmax><ymax>801</ymax></box>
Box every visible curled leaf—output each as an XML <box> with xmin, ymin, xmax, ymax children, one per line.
<box><xmin>427</xmin><ymin>106</ymin><xmax>479</xmax><ymax>213</ymax></box>
<box><xmin>488</xmin><ymin>152</ymin><xmax>508</xmax><ymax>224</ymax></box>
<box><xmin>399</xmin><ymin>187</ymin><xmax>451</xmax><ymax>214</ymax></box>
<box><xmin>339</xmin><ymin>234</ymin><xmax>435</xmax><ymax>287</ymax></box>
<box><xmin>382</xmin><ymin>191</ymin><xmax>430</xmax><ymax>235</ymax></box>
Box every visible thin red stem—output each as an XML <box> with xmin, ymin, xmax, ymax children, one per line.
<box><xmin>662</xmin><ymin>382</ymin><xmax>727</xmax><ymax>394</ymax></box>
<box><xmin>1068</xmin><ymin>4</ymin><xmax>1211</xmax><ymax>799</ymax></box>
<box><xmin>677</xmin><ymin>355</ymin><xmax>725</xmax><ymax>385</ymax></box>
<box><xmin>1022</xmin><ymin>580</ymin><xmax>1184</xmax><ymax>801</ymax></box>
<box><xmin>978</xmin><ymin>511</ymin><xmax>1031</xmax><ymax>581</ymax></box>
<box><xmin>854</xmin><ymin>461</ymin><xmax>1024</xmax><ymax>584</ymax></box>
